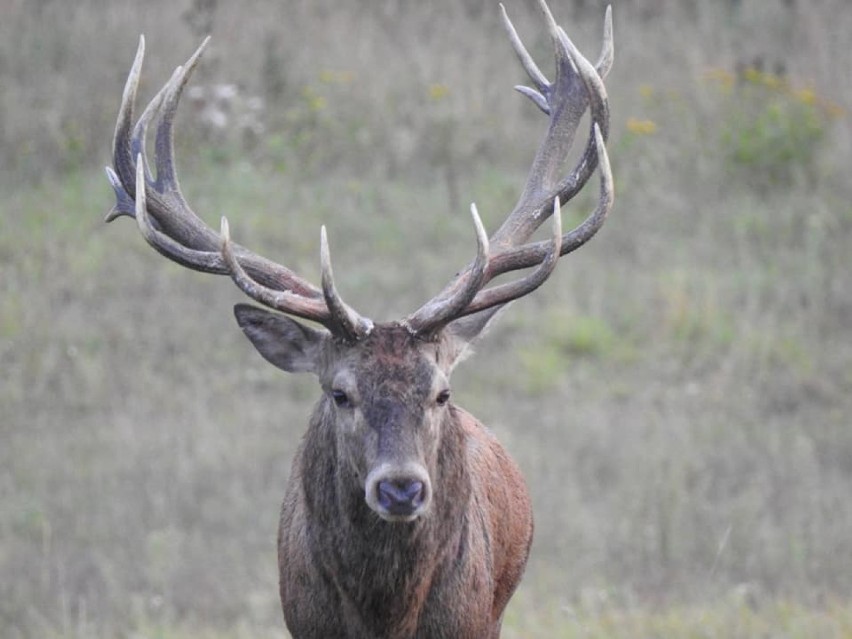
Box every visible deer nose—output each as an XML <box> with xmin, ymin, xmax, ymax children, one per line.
<box><xmin>376</xmin><ymin>479</ymin><xmax>425</xmax><ymax>516</ymax></box>
<box><xmin>365</xmin><ymin>462</ymin><xmax>432</xmax><ymax>521</ymax></box>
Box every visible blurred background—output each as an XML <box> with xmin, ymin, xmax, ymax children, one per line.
<box><xmin>2</xmin><ymin>0</ymin><xmax>851</xmax><ymax>636</ymax></box>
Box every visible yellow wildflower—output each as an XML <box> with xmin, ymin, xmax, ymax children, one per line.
<box><xmin>626</xmin><ymin>117</ymin><xmax>657</xmax><ymax>136</ymax></box>
<box><xmin>703</xmin><ymin>67</ymin><xmax>735</xmax><ymax>89</ymax></box>
<box><xmin>319</xmin><ymin>69</ymin><xmax>353</xmax><ymax>85</ymax></box>
<box><xmin>793</xmin><ymin>87</ymin><xmax>817</xmax><ymax>105</ymax></box>
<box><xmin>301</xmin><ymin>86</ymin><xmax>326</xmax><ymax>112</ymax></box>
<box><xmin>428</xmin><ymin>83</ymin><xmax>450</xmax><ymax>101</ymax></box>
<box><xmin>742</xmin><ymin>67</ymin><xmax>763</xmax><ymax>85</ymax></box>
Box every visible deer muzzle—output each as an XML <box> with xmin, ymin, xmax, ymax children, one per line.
<box><xmin>365</xmin><ymin>462</ymin><xmax>432</xmax><ymax>522</ymax></box>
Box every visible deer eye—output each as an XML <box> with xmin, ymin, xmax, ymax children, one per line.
<box><xmin>436</xmin><ymin>389</ymin><xmax>451</xmax><ymax>406</ymax></box>
<box><xmin>331</xmin><ymin>389</ymin><xmax>350</xmax><ymax>408</ymax></box>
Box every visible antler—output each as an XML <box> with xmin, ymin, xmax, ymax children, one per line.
<box><xmin>107</xmin><ymin>1</ymin><xmax>613</xmax><ymax>342</ymax></box>
<box><xmin>106</xmin><ymin>36</ymin><xmax>372</xmax><ymax>340</ymax></box>
<box><xmin>405</xmin><ymin>1</ymin><xmax>614</xmax><ymax>336</ymax></box>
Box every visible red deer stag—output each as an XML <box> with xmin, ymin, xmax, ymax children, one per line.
<box><xmin>105</xmin><ymin>1</ymin><xmax>613</xmax><ymax>636</ymax></box>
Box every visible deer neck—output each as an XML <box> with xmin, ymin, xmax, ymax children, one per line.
<box><xmin>301</xmin><ymin>405</ymin><xmax>472</xmax><ymax>630</ymax></box>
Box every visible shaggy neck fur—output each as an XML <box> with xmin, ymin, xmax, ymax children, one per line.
<box><xmin>301</xmin><ymin>400</ymin><xmax>471</xmax><ymax>636</ymax></box>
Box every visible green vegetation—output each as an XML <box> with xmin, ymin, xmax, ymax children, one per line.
<box><xmin>30</xmin><ymin>598</ymin><xmax>852</xmax><ymax>639</ymax></box>
<box><xmin>2</xmin><ymin>0</ymin><xmax>852</xmax><ymax>637</ymax></box>
<box><xmin>710</xmin><ymin>65</ymin><xmax>842</xmax><ymax>186</ymax></box>
<box><xmin>518</xmin><ymin>311</ymin><xmax>628</xmax><ymax>394</ymax></box>
<box><xmin>502</xmin><ymin>594</ymin><xmax>852</xmax><ymax>639</ymax></box>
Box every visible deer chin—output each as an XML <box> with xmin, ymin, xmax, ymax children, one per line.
<box><xmin>376</xmin><ymin>510</ymin><xmax>424</xmax><ymax>524</ymax></box>
<box><xmin>364</xmin><ymin>462</ymin><xmax>432</xmax><ymax>523</ymax></box>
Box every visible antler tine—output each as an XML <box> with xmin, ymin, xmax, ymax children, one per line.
<box><xmin>154</xmin><ymin>36</ymin><xmax>210</xmax><ymax>196</ymax></box>
<box><xmin>107</xmin><ymin>35</ymin><xmax>146</xmax><ymax>221</ymax></box>
<box><xmin>596</xmin><ymin>6</ymin><xmax>614</xmax><ymax>80</ymax></box>
<box><xmin>130</xmin><ymin>79</ymin><xmax>169</xmax><ymax>189</ymax></box>
<box><xmin>460</xmin><ymin>198</ymin><xmax>563</xmax><ymax>318</ymax></box>
<box><xmin>220</xmin><ymin>217</ymin><xmax>332</xmax><ymax>326</ymax></box>
<box><xmin>405</xmin><ymin>204</ymin><xmax>490</xmax><ymax>334</ymax></box>
<box><xmin>321</xmin><ymin>226</ymin><xmax>374</xmax><ymax>339</ymax></box>
<box><xmin>105</xmin><ymin>46</ymin><xmax>172</xmax><ymax>223</ymax></box>
<box><xmin>216</xmin><ymin>219</ymin><xmax>371</xmax><ymax>336</ymax></box>
<box><xmin>500</xmin><ymin>4</ymin><xmax>549</xmax><ymax>114</ymax></box>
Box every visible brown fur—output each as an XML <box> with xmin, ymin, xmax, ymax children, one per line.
<box><xmin>279</xmin><ymin>407</ymin><xmax>532</xmax><ymax>638</ymax></box>
<box><xmin>262</xmin><ymin>324</ymin><xmax>533</xmax><ymax>638</ymax></box>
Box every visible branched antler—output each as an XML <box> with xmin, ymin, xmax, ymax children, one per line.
<box><xmin>107</xmin><ymin>36</ymin><xmax>372</xmax><ymax>340</ymax></box>
<box><xmin>106</xmin><ymin>0</ymin><xmax>613</xmax><ymax>341</ymax></box>
<box><xmin>405</xmin><ymin>1</ymin><xmax>614</xmax><ymax>335</ymax></box>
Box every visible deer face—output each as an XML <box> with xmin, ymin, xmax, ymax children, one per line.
<box><xmin>234</xmin><ymin>305</ymin><xmax>463</xmax><ymax>523</ymax></box>
<box><xmin>324</xmin><ymin>326</ymin><xmax>455</xmax><ymax>521</ymax></box>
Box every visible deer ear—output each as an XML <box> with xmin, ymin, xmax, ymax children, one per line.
<box><xmin>446</xmin><ymin>305</ymin><xmax>507</xmax><ymax>344</ymax></box>
<box><xmin>233</xmin><ymin>304</ymin><xmax>326</xmax><ymax>374</ymax></box>
<box><xmin>443</xmin><ymin>305</ymin><xmax>509</xmax><ymax>368</ymax></box>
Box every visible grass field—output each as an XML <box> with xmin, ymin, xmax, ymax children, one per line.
<box><xmin>2</xmin><ymin>0</ymin><xmax>852</xmax><ymax>636</ymax></box>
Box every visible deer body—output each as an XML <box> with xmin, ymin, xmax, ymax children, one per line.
<box><xmin>105</xmin><ymin>1</ymin><xmax>613</xmax><ymax>636</ymax></box>
<box><xmin>233</xmin><ymin>316</ymin><xmax>532</xmax><ymax>636</ymax></box>
<box><xmin>280</xmin><ymin>373</ymin><xmax>532</xmax><ymax>638</ymax></box>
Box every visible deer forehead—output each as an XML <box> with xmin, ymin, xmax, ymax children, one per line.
<box><xmin>326</xmin><ymin>326</ymin><xmax>449</xmax><ymax>397</ymax></box>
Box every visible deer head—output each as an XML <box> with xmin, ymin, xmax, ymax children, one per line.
<box><xmin>105</xmin><ymin>0</ymin><xmax>613</xmax><ymax>524</ymax></box>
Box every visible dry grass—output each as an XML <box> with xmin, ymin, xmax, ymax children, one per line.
<box><xmin>2</xmin><ymin>0</ymin><xmax>852</xmax><ymax>636</ymax></box>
